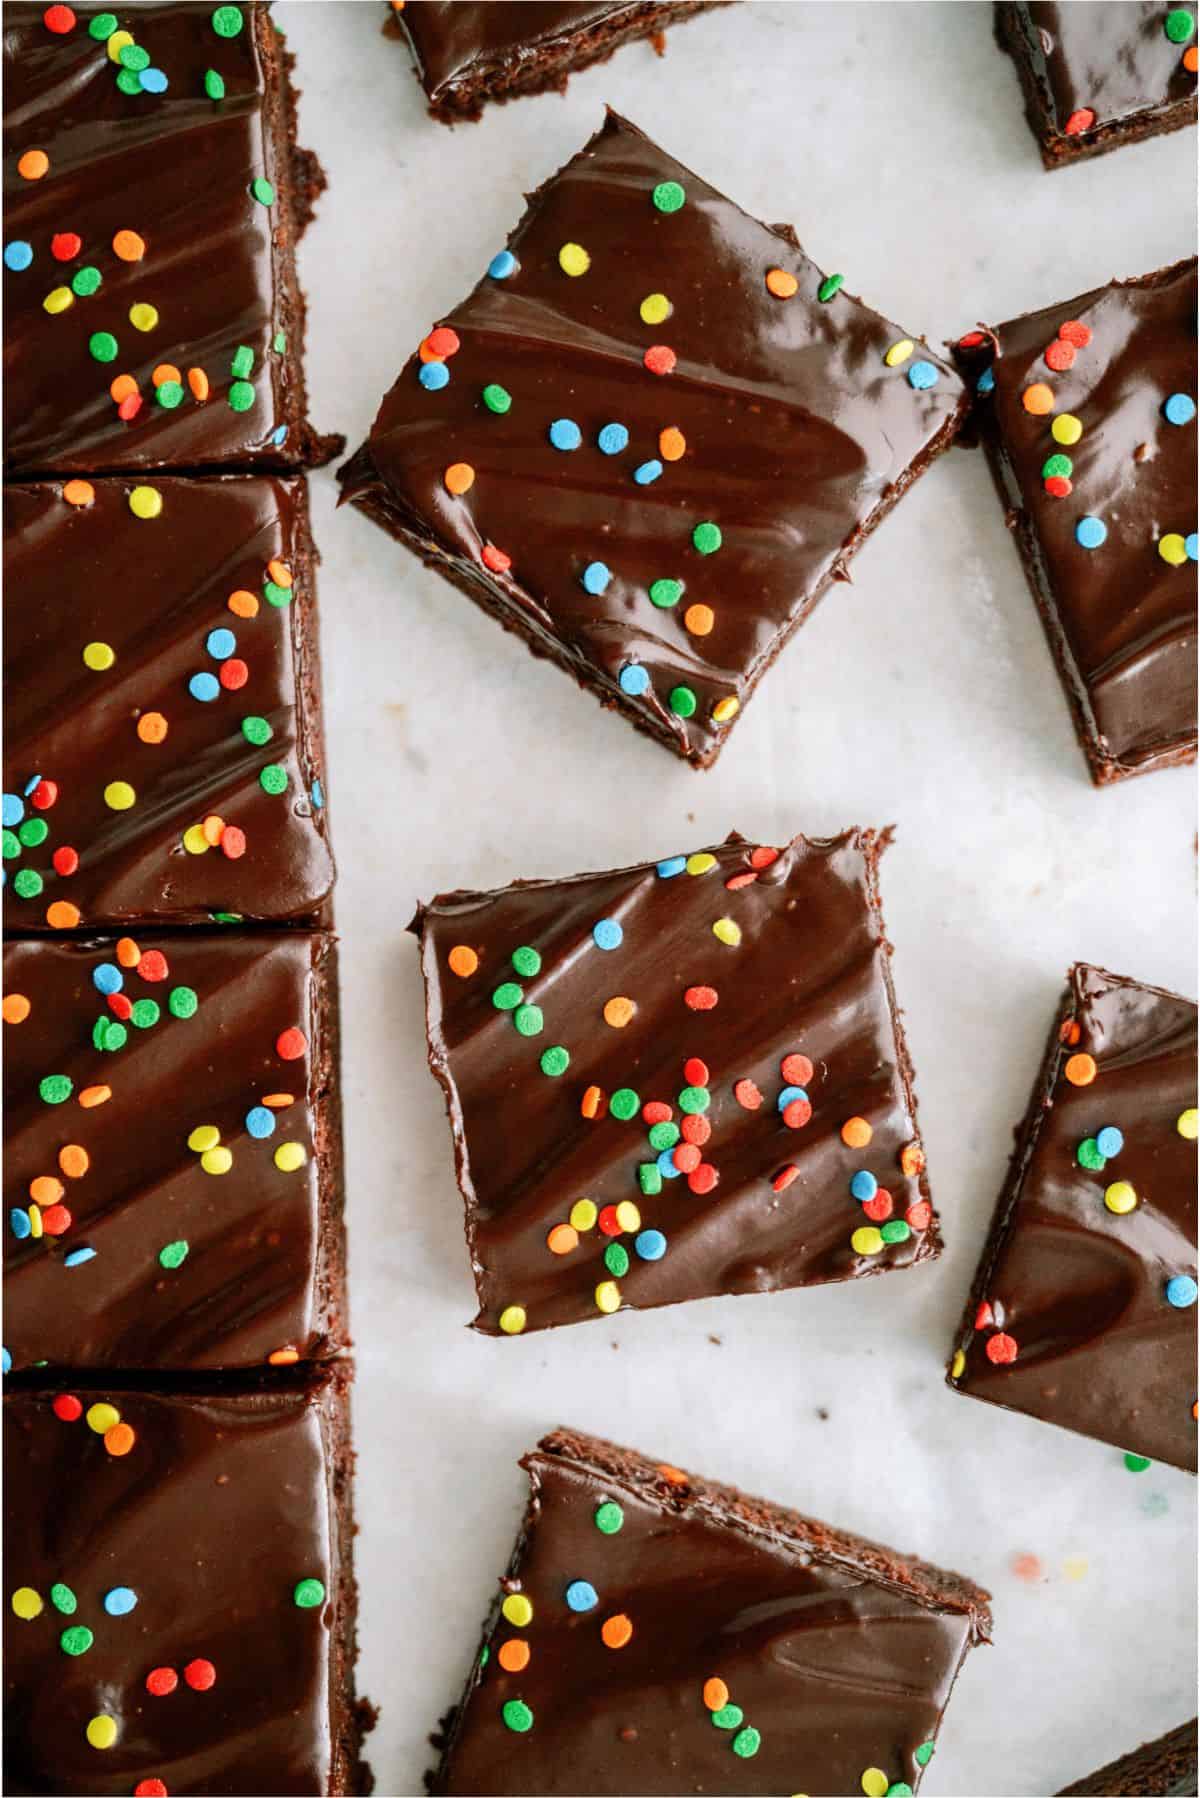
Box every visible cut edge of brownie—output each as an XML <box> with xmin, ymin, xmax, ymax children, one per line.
<box><xmin>994</xmin><ymin>2</ymin><xmax>1199</xmax><ymax>170</ymax></box>
<box><xmin>954</xmin><ymin>262</ymin><xmax>1199</xmax><ymax>787</ymax></box>
<box><xmin>425</xmin><ymin>1424</ymin><xmax>992</xmax><ymax>1793</ymax></box>
<box><xmin>1056</xmin><ymin>1718</ymin><xmax>1199</xmax><ymax>1797</ymax></box>
<box><xmin>388</xmin><ymin>2</ymin><xmax>723</xmax><ymax>124</ymax></box>
<box><xmin>312</xmin><ymin>935</ymin><xmax>351</xmax><ymax>1369</ymax></box>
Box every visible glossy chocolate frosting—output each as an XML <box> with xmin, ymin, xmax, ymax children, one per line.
<box><xmin>4</xmin><ymin>476</ymin><xmax>334</xmax><ymax>928</ymax></box>
<box><xmin>1008</xmin><ymin>3</ymin><xmax>1197</xmax><ymax>135</ymax></box>
<box><xmin>3</xmin><ymin>931</ymin><xmax>344</xmax><ymax>1372</ymax></box>
<box><xmin>414</xmin><ymin>830</ymin><xmax>938</xmax><ymax>1336</ymax></box>
<box><xmin>950</xmin><ymin>965</ymin><xmax>1198</xmax><ymax>1472</ymax></box>
<box><xmin>433</xmin><ymin>1428</ymin><xmax>991</xmax><ymax>1796</ymax></box>
<box><xmin>399</xmin><ymin>3</ymin><xmax>652</xmax><ymax>97</ymax></box>
<box><xmin>3</xmin><ymin>1375</ymin><xmax>355</xmax><ymax>1796</ymax></box>
<box><xmin>965</xmin><ymin>260</ymin><xmax>1197</xmax><ymax>780</ymax></box>
<box><xmin>3</xmin><ymin>1</ymin><xmax>328</xmax><ymax>475</ymax></box>
<box><xmin>340</xmin><ymin>110</ymin><xmax>966</xmax><ymax>766</ymax></box>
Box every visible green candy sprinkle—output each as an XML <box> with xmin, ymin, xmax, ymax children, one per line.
<box><xmin>593</xmin><ymin>1501</ymin><xmax>624</xmax><ymax>1535</ymax></box>
<box><xmin>93</xmin><ymin>1019</ymin><xmax>127</xmax><ymax>1053</ymax></box>
<box><xmin>18</xmin><ymin>818</ymin><xmax>48</xmax><ymax>848</ymax></box>
<box><xmin>609</xmin><ymin>1088</ymin><xmax>639</xmax><ymax>1121</ymax></box>
<box><xmin>204</xmin><ymin>68</ymin><xmax>226</xmax><ymax>99</ymax></box>
<box><xmin>263</xmin><ymin>580</ymin><xmax>291</xmax><ymax>607</ymax></box>
<box><xmin>678</xmin><ymin>1085</ymin><xmax>709</xmax><ymax>1114</ymax></box>
<box><xmin>513</xmin><ymin>1004</ymin><xmax>544</xmax><ymax>1038</ymax></box>
<box><xmin>502</xmin><ymin>1699</ymin><xmax>533</xmax><ymax>1733</ymax></box>
<box><xmin>511</xmin><ymin>946</ymin><xmax>542</xmax><ymax>977</ymax></box>
<box><xmin>669</xmin><ymin>685</ymin><xmax>697</xmax><ymax>719</ymax></box>
<box><xmin>89</xmin><ymin>11</ymin><xmax>119</xmax><ymax>37</ymax></box>
<box><xmin>242</xmin><ymin>716</ymin><xmax>273</xmax><ymax>746</ymax></box>
<box><xmin>1077</xmin><ymin>1137</ymin><xmax>1106</xmax><ymax>1171</ymax></box>
<box><xmin>880</xmin><ymin>1219</ymin><xmax>911</xmax><ymax>1244</ymax></box>
<box><xmin>71</xmin><ymin>266</ymin><xmax>102</xmax><ymax>297</ymax></box>
<box><xmin>119</xmin><ymin>42</ymin><xmax>150</xmax><ymax>70</ymax></box>
<box><xmin>273</xmin><ymin>331</ymin><xmax>287</xmax><ymax>353</ymax></box>
<box><xmin>887</xmin><ymin>1784</ymin><xmax>913</xmax><ymax>1796</ymax></box>
<box><xmin>49</xmin><ymin>1583</ymin><xmax>76</xmax><ymax>1615</ymax></box>
<box><xmin>648</xmin><ymin>577</ymin><xmax>683</xmax><ymax>609</ymax></box>
<box><xmin>211</xmin><ymin>912</ymin><xmax>243</xmax><ymax>923</ymax></box>
<box><xmin>1124</xmin><ymin>1452</ymin><xmax>1152</xmax><ymax>1473</ymax></box>
<box><xmin>260</xmin><ymin>764</ymin><xmax>289</xmax><ymax>796</ymax></box>
<box><xmin>1165</xmin><ymin>7</ymin><xmax>1195</xmax><ymax>40</ymax></box>
<box><xmin>479</xmin><ymin>1645</ymin><xmax>490</xmax><ymax>1667</ymax></box>
<box><xmin>1042</xmin><ymin>452</ymin><xmax>1073</xmax><ymax>480</ymax></box>
<box><xmin>482</xmin><ymin>383</ymin><xmax>511</xmax><ymax>414</ymax></box>
<box><xmin>13</xmin><ymin>868</ymin><xmax>43</xmax><ymax>899</ymax></box>
<box><xmin>2</xmin><ymin>830</ymin><xmax>20</xmax><ymax>859</ymax></box>
<box><xmin>492</xmin><ymin>982</ymin><xmax>523</xmax><ymax>1011</ymax></box>
<box><xmin>293</xmin><ymin>1577</ymin><xmax>326</xmax><ymax>1609</ymax></box>
<box><xmin>159</xmin><ymin>1240</ymin><xmax>189</xmax><ymax>1270</ymax></box>
<box><xmin>39</xmin><ymin>1075</ymin><xmax>72</xmax><ymax>1105</ymax></box>
<box><xmin>692</xmin><ymin>521</ymin><xmax>722</xmax><ymax>555</ymax></box>
<box><xmin>115</xmin><ymin>67</ymin><xmax>141</xmax><ymax>95</ymax></box>
<box><xmin>231</xmin><ymin>344</ymin><xmax>255</xmax><ymax>378</ymax></box>
<box><xmin>604</xmin><ymin>1242</ymin><xmax>630</xmax><ymax>1277</ymax></box>
<box><xmin>156</xmin><ymin>380</ymin><xmax>185</xmax><ymax>409</ymax></box>
<box><xmin>168</xmin><ymin>986</ymin><xmax>198</xmax><ymax>1019</ymax></box>
<box><xmin>914</xmin><ymin>1743</ymin><xmax>935</xmax><ymax>1768</ymax></box>
<box><xmin>212</xmin><ymin>3</ymin><xmax>245</xmax><ymax>36</ymax></box>
<box><xmin>638</xmin><ymin>1163</ymin><xmax>663</xmax><ymax>1195</ymax></box>
<box><xmin>250</xmin><ymin>176</ymin><xmax>275</xmax><ymax>206</ymax></box>
<box><xmin>60</xmin><ymin>1625</ymin><xmax>94</xmax><ymax>1656</ymax></box>
<box><xmin>647</xmin><ymin>1121</ymin><xmax>679</xmax><ymax>1152</ymax></box>
<box><xmin>817</xmin><ymin>272</ymin><xmax>845</xmax><ymax>302</ymax></box>
<box><xmin>228</xmin><ymin>379</ymin><xmax>255</xmax><ymax>412</ymax></box>
<box><xmin>540</xmin><ymin>1045</ymin><xmax>569</xmax><ymax>1077</ymax></box>
<box><xmin>711</xmin><ymin>1704</ymin><xmax>743</xmax><ymax>1730</ymax></box>
<box><xmin>89</xmin><ymin>331</ymin><xmax>118</xmax><ymax>363</ymax></box>
<box><xmin>652</xmin><ymin>180</ymin><xmax>685</xmax><ymax>213</ymax></box>
<box><xmin>130</xmin><ymin>999</ymin><xmax>160</xmax><ymax>1029</ymax></box>
<box><xmin>731</xmin><ymin>1727</ymin><xmax>761</xmax><ymax>1759</ymax></box>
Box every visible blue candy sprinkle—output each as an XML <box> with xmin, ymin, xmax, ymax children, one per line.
<box><xmin>656</xmin><ymin>856</ymin><xmax>687</xmax><ymax>879</ymax></box>
<box><xmin>619</xmin><ymin>664</ymin><xmax>650</xmax><ymax>697</ymax></box>
<box><xmin>549</xmin><ymin>418</ymin><xmax>582</xmax><ymax>452</ymax></box>
<box><xmin>245</xmin><ymin>1105</ymin><xmax>275</xmax><ymax>1139</ymax></box>
<box><xmin>271</xmin><ymin>424</ymin><xmax>289</xmax><ymax>447</ymax></box>
<box><xmin>657</xmin><ymin>1148</ymin><xmax>683</xmax><ymax>1179</ymax></box>
<box><xmin>188</xmin><ymin>672</ymin><xmax>221</xmax><ymax>702</ymax></box>
<box><xmin>4</xmin><ymin>241</ymin><xmax>33</xmax><ymax>272</ymax></box>
<box><xmin>849</xmin><ymin>1169</ymin><xmax>878</xmax><ymax>1202</ymax></box>
<box><xmin>1164</xmin><ymin>392</ymin><xmax>1196</xmax><ymax>426</ymax></box>
<box><xmin>597</xmin><ymin>422</ymin><xmax>629</xmax><ymax>456</ymax></box>
<box><xmin>635</xmin><ymin>1229</ymin><xmax>667</xmax><ymax>1261</ymax></box>
<box><xmin>582</xmin><ymin>561</ymin><xmax>612</xmax><ymax>595</ymax></box>
<box><xmin>10</xmin><ymin>1209</ymin><xmax>31</xmax><ymax>1240</ymax></box>
<box><xmin>1095</xmin><ymin>1126</ymin><xmax>1124</xmax><ymax>1158</ymax></box>
<box><xmin>92</xmin><ymin>963</ymin><xmax>124</xmax><ymax>996</ymax></box>
<box><xmin>1076</xmin><ymin>516</ymin><xmax>1107</xmax><ymax>550</ymax></box>
<box><xmin>565</xmin><ymin>1580</ymin><xmax>598</xmax><ymax>1612</ymax></box>
<box><xmin>104</xmin><ymin>1586</ymin><xmax>137</xmax><ymax>1616</ymax></box>
<box><xmin>23</xmin><ymin>775</ymin><xmax>41</xmax><ymax>796</ymax></box>
<box><xmin>139</xmin><ymin>66</ymin><xmax>168</xmax><ymax>91</ymax></box>
<box><xmin>64</xmin><ymin>1247</ymin><xmax>97</xmax><ymax>1267</ymax></box>
<box><xmin>2</xmin><ymin>794</ymin><xmax>24</xmax><ymax>827</ymax></box>
<box><xmin>488</xmin><ymin>250</ymin><xmax>517</xmax><ymax>280</ymax></box>
<box><xmin>419</xmin><ymin>360</ymin><xmax>450</xmax><ymax>391</ymax></box>
<box><xmin>908</xmin><ymin>360</ymin><xmax>938</xmax><ymax>390</ymax></box>
<box><xmin>976</xmin><ymin>368</ymin><xmax>995</xmax><ymax>396</ymax></box>
<box><xmin>634</xmin><ymin>459</ymin><xmax>663</xmax><ymax>485</ymax></box>
<box><xmin>1</xmin><ymin>1347</ymin><xmax>10</xmax><ymax>1375</ymax></box>
<box><xmin>1187</xmin><ymin>533</ymin><xmax>1198</xmax><ymax>562</ymax></box>
<box><xmin>592</xmin><ymin>918</ymin><xmax>623</xmax><ymax>951</ymax></box>
<box><xmin>777</xmin><ymin>1085</ymin><xmax>808</xmax><ymax>1111</ymax></box>
<box><xmin>1166</xmin><ymin>1274</ymin><xmax>1198</xmax><ymax>1309</ymax></box>
<box><xmin>311</xmin><ymin>779</ymin><xmax>324</xmax><ymax>809</ymax></box>
<box><xmin>206</xmin><ymin>628</ymin><xmax>236</xmax><ymax>661</ymax></box>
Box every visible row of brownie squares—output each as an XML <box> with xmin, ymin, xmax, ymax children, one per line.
<box><xmin>2</xmin><ymin>4</ymin><xmax>371</xmax><ymax>1795</ymax></box>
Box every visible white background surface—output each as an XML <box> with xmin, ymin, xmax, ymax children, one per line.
<box><xmin>273</xmin><ymin>5</ymin><xmax>1198</xmax><ymax>1794</ymax></box>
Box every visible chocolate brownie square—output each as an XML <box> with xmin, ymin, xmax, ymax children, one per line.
<box><xmin>3</xmin><ymin>475</ymin><xmax>334</xmax><ymax>929</ymax></box>
<box><xmin>996</xmin><ymin>2</ymin><xmax>1198</xmax><ymax>167</ymax></box>
<box><xmin>958</xmin><ymin>259</ymin><xmax>1197</xmax><ymax>783</ymax></box>
<box><xmin>412</xmin><ymin>829</ymin><xmax>938</xmax><ymax>1336</ymax></box>
<box><xmin>3</xmin><ymin>1369</ymin><xmax>370</xmax><ymax>1795</ymax></box>
<box><xmin>3</xmin><ymin>1</ymin><xmax>339</xmax><ymax>476</ymax></box>
<box><xmin>340</xmin><ymin>110</ymin><xmax>966</xmax><ymax>768</ymax></box>
<box><xmin>1058</xmin><ymin>1719</ymin><xmax>1199</xmax><ymax>1796</ymax></box>
<box><xmin>2</xmin><ymin>929</ymin><xmax>346</xmax><ymax>1373</ymax></box>
<box><xmin>429</xmin><ymin>1427</ymin><xmax>991</xmax><ymax>1796</ymax></box>
<box><xmin>949</xmin><ymin>964</ymin><xmax>1197</xmax><ymax>1472</ymax></box>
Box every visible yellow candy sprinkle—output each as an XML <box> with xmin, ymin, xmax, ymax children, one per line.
<box><xmin>569</xmin><ymin>1199</ymin><xmax>598</xmax><ymax>1232</ymax></box>
<box><xmin>187</xmin><ymin>1124</ymin><xmax>220</xmax><ymax>1153</ymax></box>
<box><xmin>498</xmin><ymin>1305</ymin><xmax>526</xmax><ymax>1336</ymax></box>
<box><xmin>128</xmin><ymin>485</ymin><xmax>162</xmax><ymax>519</ymax></box>
<box><xmin>28</xmin><ymin>1205</ymin><xmax>43</xmax><ymax>1239</ymax></box>
<box><xmin>950</xmin><ymin>1349</ymin><xmax>965</xmax><ymax>1380</ymax></box>
<box><xmin>129</xmin><ymin>302</ymin><xmax>158</xmax><ymax>332</ymax></box>
<box><xmin>1051</xmin><ymin>413</ymin><xmax>1083</xmax><ymax>446</ymax></box>
<box><xmin>502</xmin><ymin>1593</ymin><xmax>533</xmax><ymax>1626</ymax></box>
<box><xmin>86</xmin><ymin>1715</ymin><xmax>118</xmax><ymax>1751</ymax></box>
<box><xmin>850</xmin><ymin>1226</ymin><xmax>884</xmax><ymax>1256</ymax></box>
<box><xmin>861</xmin><ymin>1771</ymin><xmax>889</xmax><ymax>1798</ymax></box>
<box><xmin>200</xmin><ymin>1146</ymin><xmax>233</xmax><ymax>1176</ymax></box>
<box><xmin>884</xmin><ymin>339</ymin><xmax>913</xmax><ymax>367</ymax></box>
<box><xmin>86</xmin><ymin>1402</ymin><xmax>120</xmax><ymax>1435</ymax></box>
<box><xmin>11</xmin><ymin>1587</ymin><xmax>43</xmax><ymax>1620</ymax></box>
<box><xmin>82</xmin><ymin>641</ymin><xmax>115</xmax><ymax>672</ymax></box>
<box><xmin>274</xmin><ymin>1142</ymin><xmax>306</xmax><ymax>1173</ymax></box>
<box><xmin>639</xmin><ymin>292</ymin><xmax>672</xmax><ymax>325</ymax></box>
<box><xmin>712</xmin><ymin>696</ymin><xmax>740</xmax><ymax>723</ymax></box>
<box><xmin>106</xmin><ymin>27</ymin><xmax>133</xmax><ymax>60</ymax></box>
<box><xmin>1177</xmin><ymin>1108</ymin><xmax>1198</xmax><ymax>1140</ymax></box>
<box><xmin>182</xmin><ymin>824</ymin><xmax>210</xmax><ymax>855</ymax></box>
<box><xmin>712</xmin><ymin>917</ymin><xmax>742</xmax><ymax>947</ymax></box>
<box><xmin>1158</xmin><ymin>533</ymin><xmax>1188</xmax><ymax>566</ymax></box>
<box><xmin>558</xmin><ymin>242</ymin><xmax>590</xmax><ymax>277</ymax></box>
<box><xmin>686</xmin><ymin>852</ymin><xmax>716</xmax><ymax>876</ymax></box>
<box><xmin>595</xmin><ymin>1280</ymin><xmax>621</xmax><ymax>1314</ymax></box>
<box><xmin>1104</xmin><ymin>1180</ymin><xmax>1137</xmax><ymax>1214</ymax></box>
<box><xmin>103</xmin><ymin>781</ymin><xmax>135</xmax><ymax>811</ymax></box>
<box><xmin>43</xmin><ymin>285</ymin><xmax>74</xmax><ymax>315</ymax></box>
<box><xmin>614</xmin><ymin>1200</ymin><xmax>641</xmax><ymax>1233</ymax></box>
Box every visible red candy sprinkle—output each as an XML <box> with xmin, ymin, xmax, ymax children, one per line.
<box><xmin>597</xmin><ymin>1205</ymin><xmax>622</xmax><ymax>1237</ymax></box>
<box><xmin>52</xmin><ymin>846</ymin><xmax>79</xmax><ymax>876</ymax></box>
<box><xmin>51</xmin><ymin>231</ymin><xmax>81</xmax><ymax>260</ymax></box>
<box><xmin>276</xmin><ymin>1027</ymin><xmax>308</xmax><ymax>1061</ymax></box>
<box><xmin>426</xmin><ymin>326</ymin><xmax>460</xmax><ymax>358</ymax></box>
<box><xmin>643</xmin><ymin>344</ymin><xmax>676</xmax><ymax>376</ymax></box>
<box><xmin>220</xmin><ymin>826</ymin><xmax>246</xmax><ymax>860</ymax></box>
<box><xmin>975</xmin><ymin>1301</ymin><xmax>994</xmax><ymax>1330</ymax></box>
<box><xmin>481</xmin><ymin>544</ymin><xmax>511</xmax><ymax>573</ymax></box>
<box><xmin>118</xmin><ymin>392</ymin><xmax>143</xmax><ymax>422</ymax></box>
<box><xmin>749</xmin><ymin>846</ymin><xmax>779</xmax><ymax>869</ymax></box>
<box><xmin>1058</xmin><ymin>319</ymin><xmax>1093</xmax><ymax>347</ymax></box>
<box><xmin>30</xmin><ymin>779</ymin><xmax>57</xmax><ymax>810</ymax></box>
<box><xmin>52</xmin><ymin>1393</ymin><xmax>83</xmax><ymax>1422</ymax></box>
<box><xmin>957</xmin><ymin>329</ymin><xmax>988</xmax><ymax>349</ymax></box>
<box><xmin>772</xmin><ymin>1164</ymin><xmax>800</xmax><ymax>1192</ymax></box>
<box><xmin>684</xmin><ymin>985</ymin><xmax>718</xmax><ymax>1011</ymax></box>
<box><xmin>986</xmin><ymin>1332</ymin><xmax>1018</xmax><ymax>1365</ymax></box>
<box><xmin>905</xmin><ymin>1200</ymin><xmax>932</xmax><ymax>1231</ymax></box>
<box><xmin>1044</xmin><ymin>475</ymin><xmax>1072</xmax><ymax>497</ymax></box>
<box><xmin>183</xmin><ymin>1659</ymin><xmax>216</xmax><ymax>1691</ymax></box>
<box><xmin>134</xmin><ymin>1783</ymin><xmax>168</xmax><ymax>1797</ymax></box>
<box><xmin>733</xmin><ymin>1079</ymin><xmax>762</xmax><ymax>1110</ymax></box>
<box><xmin>108</xmin><ymin>992</ymin><xmax>133</xmax><ymax>1020</ymax></box>
<box><xmin>146</xmin><ymin>1667</ymin><xmax>178</xmax><ymax>1697</ymax></box>
<box><xmin>862</xmin><ymin>1190</ymin><xmax>893</xmax><ymax>1223</ymax></box>
<box><xmin>219</xmin><ymin>658</ymin><xmax>249</xmax><ymax>690</ymax></box>
<box><xmin>680</xmin><ymin>1113</ymin><xmax>710</xmax><ymax>1146</ymax></box>
<box><xmin>687</xmin><ymin>1163</ymin><xmax>719</xmax><ymax>1194</ymax></box>
<box><xmin>44</xmin><ymin>4</ymin><xmax>76</xmax><ymax>31</ymax></box>
<box><xmin>725</xmin><ymin>872</ymin><xmax>757</xmax><ymax>890</ymax></box>
<box><xmin>672</xmin><ymin>1142</ymin><xmax>702</xmax><ymax>1174</ymax></box>
<box><xmin>1064</xmin><ymin>108</ymin><xmax>1095</xmax><ymax>134</ymax></box>
<box><xmin>40</xmin><ymin>1204</ymin><xmax>72</xmax><ymax>1236</ymax></box>
<box><xmin>683</xmin><ymin>1057</ymin><xmax>709</xmax><ymax>1086</ymax></box>
<box><xmin>782</xmin><ymin>1098</ymin><xmax>812</xmax><ymax>1130</ymax></box>
<box><xmin>780</xmin><ymin>1053</ymin><xmax>813</xmax><ymax>1086</ymax></box>
<box><xmin>138</xmin><ymin>950</ymin><xmax>169</xmax><ymax>982</ymax></box>
<box><xmin>1044</xmin><ymin>339</ymin><xmax>1076</xmax><ymax>371</ymax></box>
<box><xmin>642</xmin><ymin>1100</ymin><xmax>672</xmax><ymax>1126</ymax></box>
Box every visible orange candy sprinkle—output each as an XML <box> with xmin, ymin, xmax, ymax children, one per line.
<box><xmin>703</xmin><ymin>1677</ymin><xmax>729</xmax><ymax>1711</ymax></box>
<box><xmin>659</xmin><ymin>426</ymin><xmax>686</xmax><ymax>461</ymax></box>
<box><xmin>601</xmin><ymin>1614</ymin><xmax>633</xmax><ymax>1649</ymax></box>
<box><xmin>116</xmin><ymin>937</ymin><xmax>141</xmax><ymax>968</ymax></box>
<box><xmin>444</xmin><ymin>462</ymin><xmax>475</xmax><ymax>495</ymax></box>
<box><xmin>899</xmin><ymin>1142</ymin><xmax>925</xmax><ymax>1178</ymax></box>
<box><xmin>447</xmin><ymin>945</ymin><xmax>478</xmax><ymax>977</ymax></box>
<box><xmin>151</xmin><ymin>363</ymin><xmax>181</xmax><ymax>388</ymax></box>
<box><xmin>1064</xmin><ymin>1052</ymin><xmax>1097</xmax><ymax>1086</ymax></box>
<box><xmin>109</xmin><ymin>374</ymin><xmax>138</xmax><ymax>404</ymax></box>
<box><xmin>18</xmin><ymin>149</ymin><xmax>49</xmax><ymax>180</ymax></box>
<box><xmin>188</xmin><ymin>367</ymin><xmax>210</xmax><ymax>401</ymax></box>
<box><xmin>603</xmin><ymin>996</ymin><xmax>635</xmax><ymax>1028</ymax></box>
<box><xmin>656</xmin><ymin>1463</ymin><xmax>688</xmax><ymax>1486</ymax></box>
<box><xmin>137</xmin><ymin>712</ymin><xmax>169</xmax><ymax>744</ymax></box>
<box><xmin>1186</xmin><ymin>43</ymin><xmax>1199</xmax><ymax>70</ymax></box>
<box><xmin>104</xmin><ymin>1422</ymin><xmax>135</xmax><ymax>1457</ymax></box>
<box><xmin>841</xmin><ymin>1116</ymin><xmax>873</xmax><ymax>1148</ymax></box>
<box><xmin>580</xmin><ymin>1084</ymin><xmax>604</xmax><ymax>1119</ymax></box>
<box><xmin>262</xmin><ymin>1092</ymin><xmax>295</xmax><ymax>1109</ymax></box>
<box><xmin>30</xmin><ymin>1176</ymin><xmax>65</xmax><ymax>1206</ymax></box>
<box><xmin>2</xmin><ymin>994</ymin><xmax>31</xmax><ymax>1024</ymax></box>
<box><xmin>765</xmin><ymin>266</ymin><xmax>798</xmax><ymax>298</ymax></box>
<box><xmin>59</xmin><ymin>1145</ymin><xmax>89</xmax><ymax>1179</ymax></box>
<box><xmin>79</xmin><ymin>1084</ymin><xmax>112</xmax><ymax>1108</ymax></box>
<box><xmin>46</xmin><ymin>900</ymin><xmax>80</xmax><ymax>929</ymax></box>
<box><xmin>546</xmin><ymin>1224</ymin><xmax>579</xmax><ymax>1256</ymax></box>
<box><xmin>268</xmin><ymin>1347</ymin><xmax>299</xmax><ymax>1366</ymax></box>
<box><xmin>201</xmin><ymin>814</ymin><xmax>224</xmax><ymax>846</ymax></box>
<box><xmin>228</xmin><ymin>588</ymin><xmax>259</xmax><ymax>618</ymax></box>
<box><xmin>62</xmin><ymin>479</ymin><xmax>94</xmax><ymax>507</ymax></box>
<box><xmin>497</xmin><ymin>1639</ymin><xmax>530</xmax><ymax>1672</ymax></box>
<box><xmin>1022</xmin><ymin>382</ymin><xmax>1054</xmax><ymax>415</ymax></box>
<box><xmin>683</xmin><ymin>603</ymin><xmax>714</xmax><ymax>636</ymax></box>
<box><xmin>112</xmin><ymin>229</ymin><xmax>145</xmax><ymax>262</ymax></box>
<box><xmin>266</xmin><ymin>560</ymin><xmax>293</xmax><ymax>588</ymax></box>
